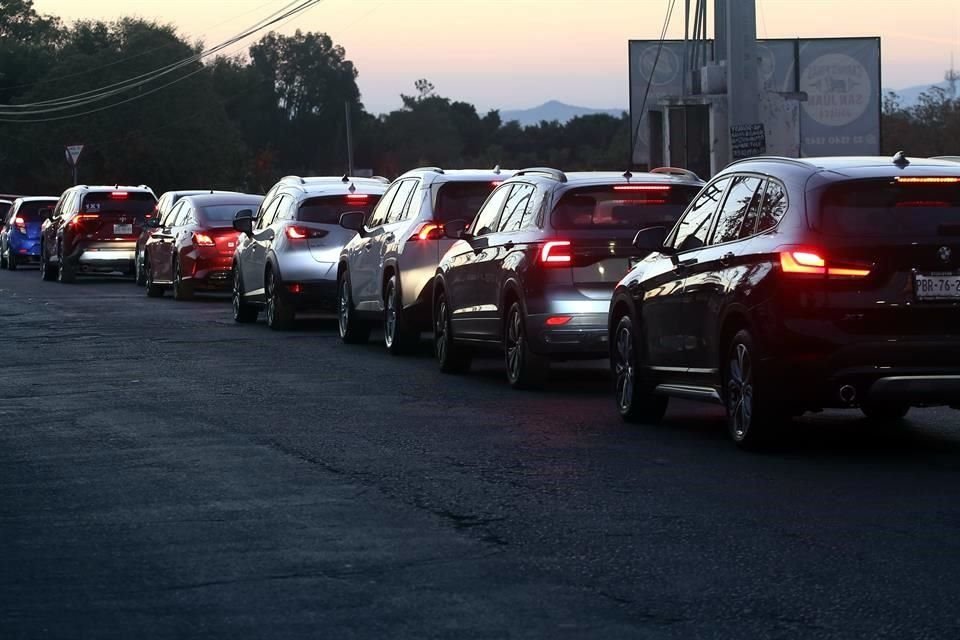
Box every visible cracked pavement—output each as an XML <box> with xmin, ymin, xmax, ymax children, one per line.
<box><xmin>2</xmin><ymin>269</ymin><xmax>960</xmax><ymax>638</ymax></box>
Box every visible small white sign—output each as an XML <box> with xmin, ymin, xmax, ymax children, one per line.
<box><xmin>65</xmin><ymin>144</ymin><xmax>84</xmax><ymax>166</ymax></box>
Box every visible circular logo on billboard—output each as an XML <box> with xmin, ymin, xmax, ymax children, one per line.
<box><xmin>758</xmin><ymin>45</ymin><xmax>777</xmax><ymax>85</ymax></box>
<box><xmin>637</xmin><ymin>46</ymin><xmax>680</xmax><ymax>87</ymax></box>
<box><xmin>800</xmin><ymin>53</ymin><xmax>871</xmax><ymax>127</ymax></box>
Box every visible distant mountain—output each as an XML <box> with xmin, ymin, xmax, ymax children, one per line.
<box><xmin>500</xmin><ymin>100</ymin><xmax>626</xmax><ymax>126</ymax></box>
<box><xmin>886</xmin><ymin>82</ymin><xmax>956</xmax><ymax>107</ymax></box>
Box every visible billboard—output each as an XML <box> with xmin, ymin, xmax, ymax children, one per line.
<box><xmin>629</xmin><ymin>37</ymin><xmax>881</xmax><ymax>166</ymax></box>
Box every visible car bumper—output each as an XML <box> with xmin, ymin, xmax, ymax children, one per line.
<box><xmin>190</xmin><ymin>255</ymin><xmax>234</xmax><ymax>291</ymax></box>
<box><xmin>280</xmin><ymin>279</ymin><xmax>339</xmax><ymax>312</ymax></box>
<box><xmin>528</xmin><ymin>312</ymin><xmax>609</xmax><ymax>359</ymax></box>
<box><xmin>67</xmin><ymin>245</ymin><xmax>136</xmax><ymax>273</ymax></box>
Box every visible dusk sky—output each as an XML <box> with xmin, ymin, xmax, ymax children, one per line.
<box><xmin>33</xmin><ymin>0</ymin><xmax>960</xmax><ymax>114</ymax></box>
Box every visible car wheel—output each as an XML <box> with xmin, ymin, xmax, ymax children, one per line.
<box><xmin>265</xmin><ymin>267</ymin><xmax>295</xmax><ymax>330</ymax></box>
<box><xmin>7</xmin><ymin>251</ymin><xmax>17</xmax><ymax>271</ymax></box>
<box><xmin>504</xmin><ymin>301</ymin><xmax>549</xmax><ymax>389</ymax></box>
<box><xmin>861</xmin><ymin>400</ymin><xmax>910</xmax><ymax>423</ymax></box>
<box><xmin>612</xmin><ymin>314</ymin><xmax>668</xmax><ymax>423</ymax></box>
<box><xmin>232</xmin><ymin>264</ymin><xmax>258</xmax><ymax>323</ymax></box>
<box><xmin>135</xmin><ymin>250</ymin><xmax>146</xmax><ymax>286</ymax></box>
<box><xmin>144</xmin><ymin>256</ymin><xmax>164</xmax><ymax>298</ymax></box>
<box><xmin>172</xmin><ymin>256</ymin><xmax>194</xmax><ymax>301</ymax></box>
<box><xmin>724</xmin><ymin>329</ymin><xmax>782</xmax><ymax>449</ymax></box>
<box><xmin>56</xmin><ymin>243</ymin><xmax>75</xmax><ymax>284</ymax></box>
<box><xmin>434</xmin><ymin>288</ymin><xmax>471</xmax><ymax>373</ymax></box>
<box><xmin>383</xmin><ymin>274</ymin><xmax>418</xmax><ymax>355</ymax></box>
<box><xmin>337</xmin><ymin>270</ymin><xmax>370</xmax><ymax>344</ymax></box>
<box><xmin>40</xmin><ymin>244</ymin><xmax>56</xmax><ymax>281</ymax></box>
<box><xmin>0</xmin><ymin>246</ymin><xmax>7</xmax><ymax>269</ymax></box>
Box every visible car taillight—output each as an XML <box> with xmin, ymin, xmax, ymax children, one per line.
<box><xmin>110</xmin><ymin>191</ymin><xmax>130</xmax><ymax>199</ymax></box>
<box><xmin>409</xmin><ymin>221</ymin><xmax>443</xmax><ymax>241</ymax></box>
<box><xmin>613</xmin><ymin>184</ymin><xmax>671</xmax><ymax>191</ymax></box>
<box><xmin>545</xmin><ymin>315</ymin><xmax>572</xmax><ymax>326</ymax></box>
<box><xmin>69</xmin><ymin>214</ymin><xmax>99</xmax><ymax>227</ymax></box>
<box><xmin>779</xmin><ymin>250</ymin><xmax>871</xmax><ymax>279</ymax></box>
<box><xmin>540</xmin><ymin>240</ymin><xmax>572</xmax><ymax>265</ymax></box>
<box><xmin>13</xmin><ymin>216</ymin><xmax>26</xmax><ymax>231</ymax></box>
<box><xmin>193</xmin><ymin>232</ymin><xmax>215</xmax><ymax>247</ymax></box>
<box><xmin>345</xmin><ymin>194</ymin><xmax>370</xmax><ymax>203</ymax></box>
<box><xmin>285</xmin><ymin>226</ymin><xmax>326</xmax><ymax>240</ymax></box>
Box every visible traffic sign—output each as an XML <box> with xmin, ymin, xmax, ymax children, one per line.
<box><xmin>65</xmin><ymin>144</ymin><xmax>84</xmax><ymax>167</ymax></box>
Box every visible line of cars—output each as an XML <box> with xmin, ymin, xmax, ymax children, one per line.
<box><xmin>5</xmin><ymin>153</ymin><xmax>959</xmax><ymax>448</ymax></box>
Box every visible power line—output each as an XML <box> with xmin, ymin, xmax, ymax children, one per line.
<box><xmin>631</xmin><ymin>0</ymin><xmax>678</xmax><ymax>169</ymax></box>
<box><xmin>0</xmin><ymin>0</ymin><xmax>322</xmax><ymax>118</ymax></box>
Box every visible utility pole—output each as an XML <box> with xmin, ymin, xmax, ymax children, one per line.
<box><xmin>946</xmin><ymin>53</ymin><xmax>959</xmax><ymax>99</ymax></box>
<box><xmin>344</xmin><ymin>101</ymin><xmax>355</xmax><ymax>176</ymax></box>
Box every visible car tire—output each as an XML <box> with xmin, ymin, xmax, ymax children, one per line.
<box><xmin>232</xmin><ymin>264</ymin><xmax>258</xmax><ymax>323</ymax></box>
<box><xmin>612</xmin><ymin>314</ymin><xmax>668</xmax><ymax>424</ymax></box>
<box><xmin>337</xmin><ymin>270</ymin><xmax>370</xmax><ymax>344</ymax></box>
<box><xmin>135</xmin><ymin>250</ymin><xmax>146</xmax><ymax>286</ymax></box>
<box><xmin>144</xmin><ymin>256</ymin><xmax>164</xmax><ymax>298</ymax></box>
<box><xmin>56</xmin><ymin>244</ymin><xmax>75</xmax><ymax>284</ymax></box>
<box><xmin>0</xmin><ymin>246</ymin><xmax>7</xmax><ymax>269</ymax></box>
<box><xmin>7</xmin><ymin>251</ymin><xmax>17</xmax><ymax>271</ymax></box>
<box><xmin>383</xmin><ymin>274</ymin><xmax>418</xmax><ymax>355</ymax></box>
<box><xmin>504</xmin><ymin>301</ymin><xmax>549</xmax><ymax>389</ymax></box>
<box><xmin>40</xmin><ymin>244</ymin><xmax>56</xmax><ymax>281</ymax></box>
<box><xmin>861</xmin><ymin>400</ymin><xmax>910</xmax><ymax>423</ymax></box>
<box><xmin>723</xmin><ymin>329</ymin><xmax>782</xmax><ymax>449</ymax></box>
<box><xmin>265</xmin><ymin>267</ymin><xmax>295</xmax><ymax>330</ymax></box>
<box><xmin>434</xmin><ymin>288</ymin><xmax>471</xmax><ymax>373</ymax></box>
<box><xmin>172</xmin><ymin>256</ymin><xmax>194</xmax><ymax>301</ymax></box>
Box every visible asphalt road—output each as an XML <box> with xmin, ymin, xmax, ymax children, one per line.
<box><xmin>2</xmin><ymin>267</ymin><xmax>960</xmax><ymax>639</ymax></box>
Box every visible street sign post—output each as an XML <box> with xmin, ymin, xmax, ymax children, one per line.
<box><xmin>65</xmin><ymin>144</ymin><xmax>83</xmax><ymax>185</ymax></box>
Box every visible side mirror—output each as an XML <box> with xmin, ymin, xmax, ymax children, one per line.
<box><xmin>443</xmin><ymin>218</ymin><xmax>470</xmax><ymax>240</ymax></box>
<box><xmin>233</xmin><ymin>209</ymin><xmax>254</xmax><ymax>236</ymax></box>
<box><xmin>143</xmin><ymin>216</ymin><xmax>161</xmax><ymax>228</ymax></box>
<box><xmin>339</xmin><ymin>210</ymin><xmax>366</xmax><ymax>232</ymax></box>
<box><xmin>632</xmin><ymin>226</ymin><xmax>674</xmax><ymax>255</ymax></box>
<box><xmin>38</xmin><ymin>207</ymin><xmax>53</xmax><ymax>220</ymax></box>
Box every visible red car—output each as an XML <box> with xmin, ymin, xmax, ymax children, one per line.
<box><xmin>143</xmin><ymin>192</ymin><xmax>263</xmax><ymax>300</ymax></box>
<box><xmin>40</xmin><ymin>185</ymin><xmax>157</xmax><ymax>283</ymax></box>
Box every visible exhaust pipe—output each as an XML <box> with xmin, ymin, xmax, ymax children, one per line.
<box><xmin>839</xmin><ymin>385</ymin><xmax>857</xmax><ymax>405</ymax></box>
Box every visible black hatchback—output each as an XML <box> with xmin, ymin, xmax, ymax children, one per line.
<box><xmin>609</xmin><ymin>155</ymin><xmax>960</xmax><ymax>447</ymax></box>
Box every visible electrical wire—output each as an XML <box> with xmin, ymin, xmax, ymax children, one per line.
<box><xmin>0</xmin><ymin>0</ymin><xmax>322</xmax><ymax>117</ymax></box>
<box><xmin>631</xmin><ymin>0</ymin><xmax>678</xmax><ymax>169</ymax></box>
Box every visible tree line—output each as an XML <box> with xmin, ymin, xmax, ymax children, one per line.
<box><xmin>0</xmin><ymin>0</ymin><xmax>629</xmax><ymax>196</ymax></box>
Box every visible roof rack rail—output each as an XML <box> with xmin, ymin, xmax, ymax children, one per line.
<box><xmin>650</xmin><ymin>166</ymin><xmax>702</xmax><ymax>181</ymax></box>
<box><xmin>372</xmin><ymin>175</ymin><xmax>390</xmax><ymax>183</ymax></box>
<box><xmin>410</xmin><ymin>166</ymin><xmax>444</xmax><ymax>175</ymax></box>
<box><xmin>724</xmin><ymin>155</ymin><xmax>816</xmax><ymax>170</ymax></box>
<box><xmin>515</xmin><ymin>167</ymin><xmax>567</xmax><ymax>182</ymax></box>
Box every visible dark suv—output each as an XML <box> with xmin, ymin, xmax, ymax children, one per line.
<box><xmin>40</xmin><ymin>185</ymin><xmax>157</xmax><ymax>282</ymax></box>
<box><xmin>609</xmin><ymin>155</ymin><xmax>960</xmax><ymax>447</ymax></box>
<box><xmin>432</xmin><ymin>167</ymin><xmax>703</xmax><ymax>388</ymax></box>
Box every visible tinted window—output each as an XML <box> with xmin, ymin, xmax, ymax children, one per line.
<box><xmin>298</xmin><ymin>195</ymin><xmax>382</xmax><ymax>225</ymax></box>
<box><xmin>757</xmin><ymin>181</ymin><xmax>788</xmax><ymax>232</ymax></box>
<box><xmin>497</xmin><ymin>183</ymin><xmax>536</xmax><ymax>233</ymax></box>
<box><xmin>0</xmin><ymin>202</ymin><xmax>10</xmax><ymax>219</ymax></box>
<box><xmin>15</xmin><ymin>201</ymin><xmax>56</xmax><ymax>222</ymax></box>
<box><xmin>386</xmin><ymin>179</ymin><xmax>417</xmax><ymax>224</ymax></box>
<box><xmin>712</xmin><ymin>176</ymin><xmax>763</xmax><ymax>245</ymax></box>
<box><xmin>368</xmin><ymin>183</ymin><xmax>399</xmax><ymax>227</ymax></box>
<box><xmin>80</xmin><ymin>192</ymin><xmax>156</xmax><ymax>220</ymax></box>
<box><xmin>819</xmin><ymin>179</ymin><xmax>960</xmax><ymax>237</ymax></box>
<box><xmin>172</xmin><ymin>205</ymin><xmax>192</xmax><ymax>226</ymax></box>
<box><xmin>198</xmin><ymin>203</ymin><xmax>262</xmax><ymax>223</ymax></box>
<box><xmin>434</xmin><ymin>181</ymin><xmax>501</xmax><ymax>223</ymax></box>
<box><xmin>670</xmin><ymin>178</ymin><xmax>730</xmax><ymax>251</ymax></box>
<box><xmin>552</xmin><ymin>184</ymin><xmax>701</xmax><ymax>231</ymax></box>
<box><xmin>471</xmin><ymin>185</ymin><xmax>511</xmax><ymax>236</ymax></box>
<box><xmin>257</xmin><ymin>197</ymin><xmax>283</xmax><ymax>230</ymax></box>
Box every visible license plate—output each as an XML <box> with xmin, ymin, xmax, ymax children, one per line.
<box><xmin>113</xmin><ymin>224</ymin><xmax>133</xmax><ymax>235</ymax></box>
<box><xmin>915</xmin><ymin>273</ymin><xmax>960</xmax><ymax>301</ymax></box>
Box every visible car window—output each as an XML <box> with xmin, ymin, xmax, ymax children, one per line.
<box><xmin>737</xmin><ymin>180</ymin><xmax>766</xmax><ymax>239</ymax></box>
<box><xmin>257</xmin><ymin>197</ymin><xmax>283</xmax><ymax>230</ymax></box>
<box><xmin>165</xmin><ymin>201</ymin><xmax>185</xmax><ymax>227</ymax></box>
<box><xmin>434</xmin><ymin>180</ymin><xmax>503</xmax><ymax>223</ymax></box>
<box><xmin>172</xmin><ymin>204</ymin><xmax>191</xmax><ymax>227</ymax></box>
<box><xmin>670</xmin><ymin>177</ymin><xmax>730</xmax><ymax>252</ymax></box>
<box><xmin>757</xmin><ymin>180</ymin><xmax>788</xmax><ymax>232</ymax></box>
<box><xmin>368</xmin><ymin>183</ymin><xmax>399</xmax><ymax>228</ymax></box>
<box><xmin>471</xmin><ymin>184</ymin><xmax>511</xmax><ymax>236</ymax></box>
<box><xmin>276</xmin><ymin>196</ymin><xmax>297</xmax><ymax>222</ymax></box>
<box><xmin>497</xmin><ymin>183</ymin><xmax>536</xmax><ymax>233</ymax></box>
<box><xmin>711</xmin><ymin>176</ymin><xmax>764</xmax><ymax>245</ymax></box>
<box><xmin>386</xmin><ymin>179</ymin><xmax>417</xmax><ymax>224</ymax></box>
<box><xmin>400</xmin><ymin>180</ymin><xmax>422</xmax><ymax>221</ymax></box>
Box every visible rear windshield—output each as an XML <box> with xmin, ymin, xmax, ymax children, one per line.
<box><xmin>15</xmin><ymin>201</ymin><xmax>55</xmax><ymax>221</ymax></box>
<box><xmin>435</xmin><ymin>181</ymin><xmax>501</xmax><ymax>223</ymax></box>
<box><xmin>81</xmin><ymin>192</ymin><xmax>157</xmax><ymax>220</ymax></box>
<box><xmin>551</xmin><ymin>185</ymin><xmax>702</xmax><ymax>230</ymax></box>
<box><xmin>819</xmin><ymin>179</ymin><xmax>960</xmax><ymax>237</ymax></box>
<box><xmin>298</xmin><ymin>195</ymin><xmax>381</xmax><ymax>224</ymax></box>
<box><xmin>0</xmin><ymin>202</ymin><xmax>10</xmax><ymax>219</ymax></box>
<box><xmin>198</xmin><ymin>203</ymin><xmax>261</xmax><ymax>223</ymax></box>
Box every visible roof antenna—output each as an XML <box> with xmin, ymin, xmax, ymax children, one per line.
<box><xmin>348</xmin><ymin>182</ymin><xmax>357</xmax><ymax>194</ymax></box>
<box><xmin>892</xmin><ymin>151</ymin><xmax>910</xmax><ymax>167</ymax></box>
<box><xmin>341</xmin><ymin>174</ymin><xmax>350</xmax><ymax>183</ymax></box>
<box><xmin>622</xmin><ymin>169</ymin><xmax>633</xmax><ymax>181</ymax></box>
<box><xmin>492</xmin><ymin>164</ymin><xmax>501</xmax><ymax>175</ymax></box>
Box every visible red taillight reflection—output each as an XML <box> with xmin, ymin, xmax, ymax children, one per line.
<box><xmin>896</xmin><ymin>200</ymin><xmax>950</xmax><ymax>208</ymax></box>
<box><xmin>410</xmin><ymin>221</ymin><xmax>443</xmax><ymax>241</ymax></box>
<box><xmin>193</xmin><ymin>232</ymin><xmax>215</xmax><ymax>246</ymax></box>
<box><xmin>540</xmin><ymin>240</ymin><xmax>572</xmax><ymax>265</ymax></box>
<box><xmin>545</xmin><ymin>315</ymin><xmax>572</xmax><ymax>326</ymax></box>
<box><xmin>780</xmin><ymin>250</ymin><xmax>870</xmax><ymax>278</ymax></box>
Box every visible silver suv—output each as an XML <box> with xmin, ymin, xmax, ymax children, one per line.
<box><xmin>231</xmin><ymin>176</ymin><xmax>389</xmax><ymax>329</ymax></box>
<box><xmin>336</xmin><ymin>167</ymin><xmax>513</xmax><ymax>354</ymax></box>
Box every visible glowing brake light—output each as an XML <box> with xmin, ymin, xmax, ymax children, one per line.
<box><xmin>286</xmin><ymin>226</ymin><xmax>309</xmax><ymax>239</ymax></box>
<box><xmin>613</xmin><ymin>185</ymin><xmax>671</xmax><ymax>191</ymax></box>
<box><xmin>69</xmin><ymin>213</ymin><xmax>99</xmax><ymax>227</ymax></box>
<box><xmin>895</xmin><ymin>177</ymin><xmax>960</xmax><ymax>184</ymax></box>
<box><xmin>540</xmin><ymin>240</ymin><xmax>572</xmax><ymax>265</ymax></box>
<box><xmin>779</xmin><ymin>251</ymin><xmax>870</xmax><ymax>278</ymax></box>
<box><xmin>345</xmin><ymin>194</ymin><xmax>369</xmax><ymax>202</ymax></box>
<box><xmin>491</xmin><ymin>181</ymin><xmax>503</xmax><ymax>186</ymax></box>
<box><xmin>110</xmin><ymin>191</ymin><xmax>130</xmax><ymax>199</ymax></box>
<box><xmin>545</xmin><ymin>315</ymin><xmax>572</xmax><ymax>326</ymax></box>
<box><xmin>193</xmin><ymin>232</ymin><xmax>215</xmax><ymax>246</ymax></box>
<box><xmin>409</xmin><ymin>221</ymin><xmax>443</xmax><ymax>241</ymax></box>
<box><xmin>13</xmin><ymin>216</ymin><xmax>26</xmax><ymax>230</ymax></box>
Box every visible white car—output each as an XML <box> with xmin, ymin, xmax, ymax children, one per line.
<box><xmin>336</xmin><ymin>166</ymin><xmax>513</xmax><ymax>354</ymax></box>
<box><xmin>231</xmin><ymin>175</ymin><xmax>389</xmax><ymax>329</ymax></box>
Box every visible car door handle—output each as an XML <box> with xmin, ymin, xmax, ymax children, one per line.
<box><xmin>719</xmin><ymin>252</ymin><xmax>735</xmax><ymax>266</ymax></box>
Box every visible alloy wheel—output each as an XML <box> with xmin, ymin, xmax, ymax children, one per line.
<box><xmin>614</xmin><ymin>323</ymin><xmax>635</xmax><ymax>413</ymax></box>
<box><xmin>727</xmin><ymin>343</ymin><xmax>754</xmax><ymax>441</ymax></box>
<box><xmin>338</xmin><ymin>279</ymin><xmax>350</xmax><ymax>338</ymax></box>
<box><xmin>384</xmin><ymin>282</ymin><xmax>397</xmax><ymax>348</ymax></box>
<box><xmin>435</xmin><ymin>298</ymin><xmax>448</xmax><ymax>363</ymax></box>
<box><xmin>505</xmin><ymin>306</ymin><xmax>523</xmax><ymax>381</ymax></box>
